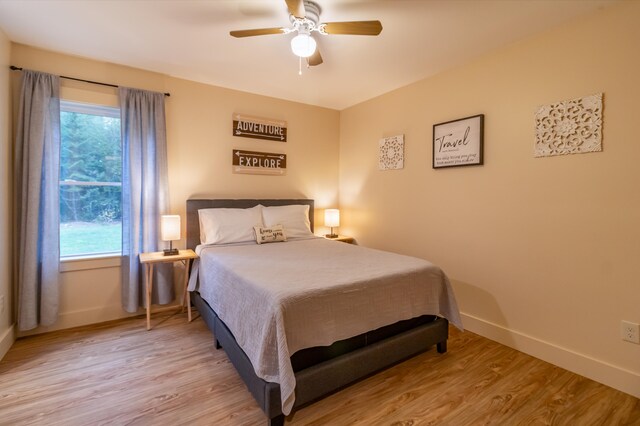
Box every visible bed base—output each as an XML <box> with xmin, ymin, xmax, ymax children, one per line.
<box><xmin>192</xmin><ymin>291</ymin><xmax>449</xmax><ymax>426</ymax></box>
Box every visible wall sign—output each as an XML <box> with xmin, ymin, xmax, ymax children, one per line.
<box><xmin>232</xmin><ymin>149</ymin><xmax>287</xmax><ymax>175</ymax></box>
<box><xmin>433</xmin><ymin>114</ymin><xmax>484</xmax><ymax>169</ymax></box>
<box><xmin>232</xmin><ymin>114</ymin><xmax>287</xmax><ymax>142</ymax></box>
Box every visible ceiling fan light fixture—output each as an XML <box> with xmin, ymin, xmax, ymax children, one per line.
<box><xmin>290</xmin><ymin>33</ymin><xmax>316</xmax><ymax>58</ymax></box>
<box><xmin>230</xmin><ymin>0</ymin><xmax>382</xmax><ymax>68</ymax></box>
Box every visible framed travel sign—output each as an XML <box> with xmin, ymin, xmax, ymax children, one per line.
<box><xmin>433</xmin><ymin>114</ymin><xmax>484</xmax><ymax>169</ymax></box>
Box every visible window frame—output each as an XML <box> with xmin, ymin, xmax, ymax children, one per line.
<box><xmin>59</xmin><ymin>100</ymin><xmax>123</xmax><ymax>261</ymax></box>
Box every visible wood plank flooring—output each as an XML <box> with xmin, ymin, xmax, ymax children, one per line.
<box><xmin>1</xmin><ymin>311</ymin><xmax>638</xmax><ymax>425</ymax></box>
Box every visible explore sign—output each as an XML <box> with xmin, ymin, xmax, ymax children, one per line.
<box><xmin>232</xmin><ymin>149</ymin><xmax>287</xmax><ymax>175</ymax></box>
<box><xmin>233</xmin><ymin>114</ymin><xmax>287</xmax><ymax>142</ymax></box>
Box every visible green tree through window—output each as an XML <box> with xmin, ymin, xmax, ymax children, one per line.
<box><xmin>60</xmin><ymin>101</ymin><xmax>122</xmax><ymax>257</ymax></box>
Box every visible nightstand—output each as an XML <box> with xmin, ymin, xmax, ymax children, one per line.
<box><xmin>139</xmin><ymin>249</ymin><xmax>198</xmax><ymax>330</ymax></box>
<box><xmin>324</xmin><ymin>235</ymin><xmax>355</xmax><ymax>244</ymax></box>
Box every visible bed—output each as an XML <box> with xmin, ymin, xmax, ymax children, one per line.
<box><xmin>186</xmin><ymin>199</ymin><xmax>462</xmax><ymax>426</ymax></box>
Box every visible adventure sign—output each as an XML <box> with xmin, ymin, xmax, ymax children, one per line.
<box><xmin>232</xmin><ymin>149</ymin><xmax>287</xmax><ymax>176</ymax></box>
<box><xmin>232</xmin><ymin>114</ymin><xmax>287</xmax><ymax>142</ymax></box>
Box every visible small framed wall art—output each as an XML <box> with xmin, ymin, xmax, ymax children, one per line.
<box><xmin>378</xmin><ymin>135</ymin><xmax>404</xmax><ymax>170</ymax></box>
<box><xmin>433</xmin><ymin>114</ymin><xmax>484</xmax><ymax>169</ymax></box>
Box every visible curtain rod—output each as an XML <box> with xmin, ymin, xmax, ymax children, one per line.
<box><xmin>9</xmin><ymin>65</ymin><xmax>170</xmax><ymax>97</ymax></box>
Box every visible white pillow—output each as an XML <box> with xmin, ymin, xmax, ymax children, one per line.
<box><xmin>254</xmin><ymin>224</ymin><xmax>287</xmax><ymax>244</ymax></box>
<box><xmin>199</xmin><ymin>205</ymin><xmax>264</xmax><ymax>245</ymax></box>
<box><xmin>261</xmin><ymin>204</ymin><xmax>313</xmax><ymax>239</ymax></box>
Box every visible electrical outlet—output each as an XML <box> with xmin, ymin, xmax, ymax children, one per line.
<box><xmin>621</xmin><ymin>321</ymin><xmax>640</xmax><ymax>344</ymax></box>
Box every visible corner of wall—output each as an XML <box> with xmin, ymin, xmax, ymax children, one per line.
<box><xmin>0</xmin><ymin>28</ymin><xmax>15</xmax><ymax>360</ymax></box>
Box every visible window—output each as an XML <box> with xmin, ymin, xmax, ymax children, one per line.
<box><xmin>59</xmin><ymin>101</ymin><xmax>122</xmax><ymax>258</ymax></box>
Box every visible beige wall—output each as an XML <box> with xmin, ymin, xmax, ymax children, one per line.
<box><xmin>339</xmin><ymin>2</ymin><xmax>640</xmax><ymax>397</ymax></box>
<box><xmin>10</xmin><ymin>44</ymin><xmax>340</xmax><ymax>335</ymax></box>
<box><xmin>0</xmin><ymin>29</ymin><xmax>12</xmax><ymax>358</ymax></box>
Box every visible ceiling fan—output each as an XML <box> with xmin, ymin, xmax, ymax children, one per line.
<box><xmin>230</xmin><ymin>0</ymin><xmax>383</xmax><ymax>69</ymax></box>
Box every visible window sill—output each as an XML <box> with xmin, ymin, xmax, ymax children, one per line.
<box><xmin>60</xmin><ymin>253</ymin><xmax>122</xmax><ymax>273</ymax></box>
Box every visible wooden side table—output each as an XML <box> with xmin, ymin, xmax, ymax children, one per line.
<box><xmin>139</xmin><ymin>249</ymin><xmax>198</xmax><ymax>330</ymax></box>
<box><xmin>324</xmin><ymin>235</ymin><xmax>355</xmax><ymax>244</ymax></box>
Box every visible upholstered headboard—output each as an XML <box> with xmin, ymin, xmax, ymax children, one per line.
<box><xmin>186</xmin><ymin>199</ymin><xmax>315</xmax><ymax>250</ymax></box>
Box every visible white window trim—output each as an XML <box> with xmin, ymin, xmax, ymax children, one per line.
<box><xmin>60</xmin><ymin>254</ymin><xmax>122</xmax><ymax>273</ymax></box>
<box><xmin>60</xmin><ymin>181</ymin><xmax>121</xmax><ymax>187</ymax></box>
<box><xmin>61</xmin><ymin>100</ymin><xmax>120</xmax><ymax>118</ymax></box>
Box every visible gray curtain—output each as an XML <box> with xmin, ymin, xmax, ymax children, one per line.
<box><xmin>14</xmin><ymin>70</ymin><xmax>61</xmax><ymax>331</ymax></box>
<box><xmin>120</xmin><ymin>87</ymin><xmax>173</xmax><ymax>312</ymax></box>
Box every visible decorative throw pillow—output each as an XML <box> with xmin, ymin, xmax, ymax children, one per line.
<box><xmin>254</xmin><ymin>225</ymin><xmax>287</xmax><ymax>244</ymax></box>
<box><xmin>198</xmin><ymin>205</ymin><xmax>264</xmax><ymax>245</ymax></box>
<box><xmin>261</xmin><ymin>204</ymin><xmax>313</xmax><ymax>239</ymax></box>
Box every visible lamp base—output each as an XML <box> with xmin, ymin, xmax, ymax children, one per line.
<box><xmin>325</xmin><ymin>234</ymin><xmax>339</xmax><ymax>239</ymax></box>
<box><xmin>163</xmin><ymin>248</ymin><xmax>179</xmax><ymax>256</ymax></box>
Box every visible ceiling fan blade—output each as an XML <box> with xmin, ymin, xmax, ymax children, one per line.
<box><xmin>285</xmin><ymin>0</ymin><xmax>306</xmax><ymax>18</ymax></box>
<box><xmin>321</xmin><ymin>20</ymin><xmax>383</xmax><ymax>36</ymax></box>
<box><xmin>307</xmin><ymin>48</ymin><xmax>323</xmax><ymax>66</ymax></box>
<box><xmin>230</xmin><ymin>27</ymin><xmax>287</xmax><ymax>38</ymax></box>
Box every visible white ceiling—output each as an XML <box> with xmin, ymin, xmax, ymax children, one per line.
<box><xmin>0</xmin><ymin>0</ymin><xmax>617</xmax><ymax>110</ymax></box>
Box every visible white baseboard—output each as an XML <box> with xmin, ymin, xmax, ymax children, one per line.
<box><xmin>461</xmin><ymin>312</ymin><xmax>640</xmax><ymax>399</ymax></box>
<box><xmin>17</xmin><ymin>305</ymin><xmax>139</xmax><ymax>337</ymax></box>
<box><xmin>0</xmin><ymin>323</ymin><xmax>15</xmax><ymax>361</ymax></box>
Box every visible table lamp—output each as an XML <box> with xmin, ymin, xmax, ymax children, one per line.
<box><xmin>161</xmin><ymin>215</ymin><xmax>180</xmax><ymax>256</ymax></box>
<box><xmin>324</xmin><ymin>209</ymin><xmax>340</xmax><ymax>238</ymax></box>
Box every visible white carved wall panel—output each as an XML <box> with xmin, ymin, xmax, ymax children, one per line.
<box><xmin>534</xmin><ymin>93</ymin><xmax>603</xmax><ymax>157</ymax></box>
<box><xmin>378</xmin><ymin>135</ymin><xmax>404</xmax><ymax>170</ymax></box>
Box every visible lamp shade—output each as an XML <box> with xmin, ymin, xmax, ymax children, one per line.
<box><xmin>291</xmin><ymin>33</ymin><xmax>317</xmax><ymax>58</ymax></box>
<box><xmin>160</xmin><ymin>215</ymin><xmax>181</xmax><ymax>241</ymax></box>
<box><xmin>324</xmin><ymin>209</ymin><xmax>340</xmax><ymax>228</ymax></box>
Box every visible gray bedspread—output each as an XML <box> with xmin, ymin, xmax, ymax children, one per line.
<box><xmin>191</xmin><ymin>237</ymin><xmax>462</xmax><ymax>415</ymax></box>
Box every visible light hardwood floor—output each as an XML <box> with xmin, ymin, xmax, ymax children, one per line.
<box><xmin>1</xmin><ymin>311</ymin><xmax>638</xmax><ymax>425</ymax></box>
